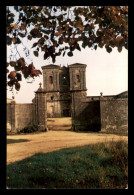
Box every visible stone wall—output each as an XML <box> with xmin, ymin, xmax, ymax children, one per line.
<box><xmin>71</xmin><ymin>92</ymin><xmax>101</xmax><ymax>131</ymax></box>
<box><xmin>7</xmin><ymin>101</ymin><xmax>34</xmax><ymax>133</ymax></box>
<box><xmin>15</xmin><ymin>104</ymin><xmax>34</xmax><ymax>131</ymax></box>
<box><xmin>100</xmin><ymin>98</ymin><xmax>128</xmax><ymax>131</ymax></box>
<box><xmin>7</xmin><ymin>103</ymin><xmax>12</xmax><ymax>133</ymax></box>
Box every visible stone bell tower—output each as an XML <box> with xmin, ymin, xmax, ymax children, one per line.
<box><xmin>68</xmin><ymin>63</ymin><xmax>87</xmax><ymax>130</ymax></box>
<box><xmin>42</xmin><ymin>64</ymin><xmax>60</xmax><ymax>92</ymax></box>
<box><xmin>68</xmin><ymin>63</ymin><xmax>87</xmax><ymax>100</ymax></box>
<box><xmin>41</xmin><ymin>64</ymin><xmax>71</xmax><ymax>118</ymax></box>
<box><xmin>41</xmin><ymin>64</ymin><xmax>61</xmax><ymax>117</ymax></box>
<box><xmin>68</xmin><ymin>63</ymin><xmax>87</xmax><ymax>92</ymax></box>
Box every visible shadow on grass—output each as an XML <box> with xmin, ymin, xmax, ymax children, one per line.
<box><xmin>6</xmin><ymin>141</ymin><xmax>128</xmax><ymax>189</ymax></box>
<box><xmin>7</xmin><ymin>139</ymin><xmax>30</xmax><ymax>144</ymax></box>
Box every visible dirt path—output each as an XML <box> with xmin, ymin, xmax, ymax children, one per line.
<box><xmin>7</xmin><ymin>131</ymin><xmax>127</xmax><ymax>165</ymax></box>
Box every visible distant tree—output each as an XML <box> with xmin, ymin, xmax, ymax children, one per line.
<box><xmin>6</xmin><ymin>6</ymin><xmax>128</xmax><ymax>91</ymax></box>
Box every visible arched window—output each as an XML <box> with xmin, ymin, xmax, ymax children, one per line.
<box><xmin>49</xmin><ymin>76</ymin><xmax>53</xmax><ymax>84</ymax></box>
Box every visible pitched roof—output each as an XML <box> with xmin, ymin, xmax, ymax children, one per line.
<box><xmin>68</xmin><ymin>63</ymin><xmax>87</xmax><ymax>68</ymax></box>
<box><xmin>42</xmin><ymin>64</ymin><xmax>60</xmax><ymax>69</ymax></box>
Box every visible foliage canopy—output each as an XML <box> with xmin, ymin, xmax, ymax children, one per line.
<box><xmin>6</xmin><ymin>6</ymin><xmax>128</xmax><ymax>91</ymax></box>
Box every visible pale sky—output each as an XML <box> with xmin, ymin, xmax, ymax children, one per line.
<box><xmin>7</xmin><ymin>44</ymin><xmax>128</xmax><ymax>103</ymax></box>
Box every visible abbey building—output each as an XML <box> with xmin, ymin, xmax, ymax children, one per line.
<box><xmin>7</xmin><ymin>63</ymin><xmax>128</xmax><ymax>133</ymax></box>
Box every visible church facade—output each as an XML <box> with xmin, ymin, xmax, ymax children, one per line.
<box><xmin>39</xmin><ymin>63</ymin><xmax>87</xmax><ymax>118</ymax></box>
<box><xmin>7</xmin><ymin>63</ymin><xmax>128</xmax><ymax>134</ymax></box>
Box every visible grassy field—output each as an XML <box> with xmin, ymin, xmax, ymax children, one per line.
<box><xmin>6</xmin><ymin>140</ymin><xmax>128</xmax><ymax>189</ymax></box>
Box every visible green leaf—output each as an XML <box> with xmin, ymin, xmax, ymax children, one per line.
<box><xmin>105</xmin><ymin>46</ymin><xmax>112</xmax><ymax>53</ymax></box>
<box><xmin>8</xmin><ymin>81</ymin><xmax>13</xmax><ymax>87</ymax></box>
<box><xmin>10</xmin><ymin>61</ymin><xmax>16</xmax><ymax>67</ymax></box>
<box><xmin>8</xmin><ymin>17</ymin><xmax>14</xmax><ymax>24</ymax></box>
<box><xmin>33</xmin><ymin>51</ymin><xmax>38</xmax><ymax>57</ymax></box>
<box><xmin>88</xmin><ymin>42</ymin><xmax>92</xmax><ymax>48</ymax></box>
<box><xmin>82</xmin><ymin>38</ymin><xmax>88</xmax><ymax>48</ymax></box>
<box><xmin>38</xmin><ymin>38</ymin><xmax>45</xmax><ymax>47</ymax></box>
<box><xmin>6</xmin><ymin>36</ymin><xmax>12</xmax><ymax>45</ymax></box>
<box><xmin>24</xmin><ymin>72</ymin><xmax>29</xmax><ymax>79</ymax></box>
<box><xmin>27</xmin><ymin>35</ymin><xmax>32</xmax><ymax>40</ymax></box>
<box><xmin>18</xmin><ymin>32</ymin><xmax>25</xmax><ymax>38</ymax></box>
<box><xmin>32</xmin><ymin>42</ymin><xmax>38</xmax><ymax>48</ymax></box>
<box><xmin>94</xmin><ymin>45</ymin><xmax>97</xmax><ymax>50</ymax></box>
<box><xmin>95</xmin><ymin>36</ymin><xmax>102</xmax><ymax>44</ymax></box>
<box><xmin>76</xmin><ymin>44</ymin><xmax>81</xmax><ymax>51</ymax></box>
<box><xmin>67</xmin><ymin>51</ymin><xmax>73</xmax><ymax>57</ymax></box>
<box><xmin>70</xmin><ymin>46</ymin><xmax>75</xmax><ymax>51</ymax></box>
<box><xmin>14</xmin><ymin>65</ymin><xmax>21</xmax><ymax>71</ymax></box>
<box><xmin>16</xmin><ymin>38</ymin><xmax>21</xmax><ymax>44</ymax></box>
<box><xmin>82</xmin><ymin>42</ymin><xmax>86</xmax><ymax>48</ymax></box>
<box><xmin>44</xmin><ymin>52</ymin><xmax>49</xmax><ymax>60</ymax></box>
<box><xmin>14</xmin><ymin>6</ymin><xmax>19</xmax><ymax>12</ymax></box>
<box><xmin>109</xmin><ymin>40</ymin><xmax>115</xmax><ymax>48</ymax></box>
<box><xmin>118</xmin><ymin>46</ymin><xmax>122</xmax><ymax>52</ymax></box>
<box><xmin>15</xmin><ymin>82</ymin><xmax>20</xmax><ymax>91</ymax></box>
<box><xmin>63</xmin><ymin>51</ymin><xmax>66</xmax><ymax>56</ymax></box>
<box><xmin>16</xmin><ymin>73</ymin><xmax>22</xmax><ymax>81</ymax></box>
<box><xmin>52</xmin><ymin>56</ymin><xmax>56</xmax><ymax>63</ymax></box>
<box><xmin>125</xmin><ymin>43</ymin><xmax>128</xmax><ymax>50</ymax></box>
<box><xmin>17</xmin><ymin>58</ymin><xmax>25</xmax><ymax>67</ymax></box>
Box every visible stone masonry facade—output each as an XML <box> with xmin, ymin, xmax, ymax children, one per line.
<box><xmin>7</xmin><ymin>63</ymin><xmax>128</xmax><ymax>133</ymax></box>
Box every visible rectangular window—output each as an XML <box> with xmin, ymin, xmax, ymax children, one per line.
<box><xmin>49</xmin><ymin>76</ymin><xmax>53</xmax><ymax>84</ymax></box>
<box><xmin>76</xmin><ymin>75</ymin><xmax>80</xmax><ymax>82</ymax></box>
